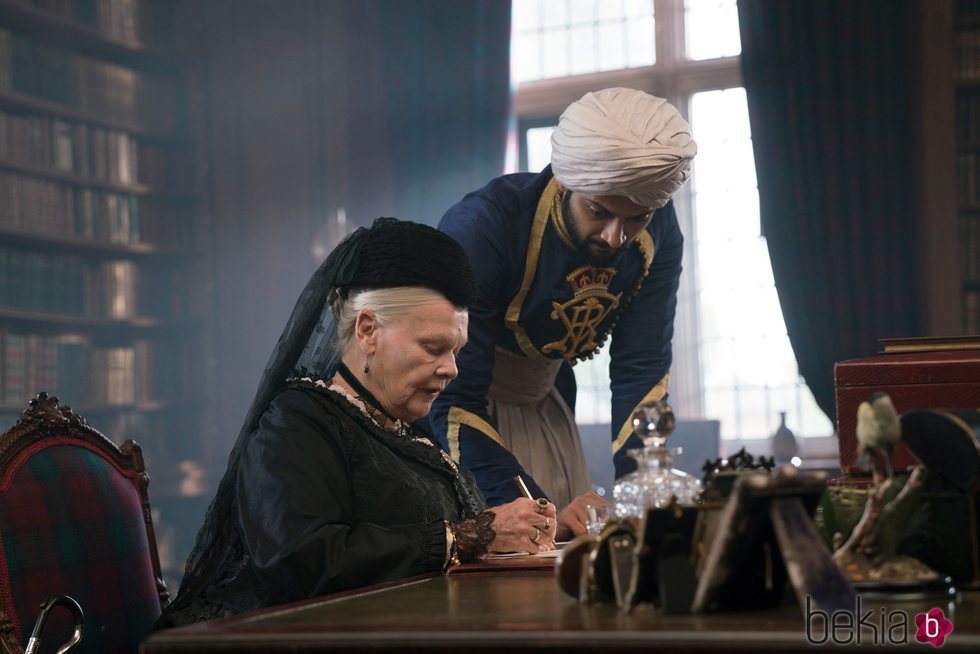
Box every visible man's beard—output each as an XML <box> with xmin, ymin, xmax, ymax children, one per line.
<box><xmin>562</xmin><ymin>192</ymin><xmax>627</xmax><ymax>266</ymax></box>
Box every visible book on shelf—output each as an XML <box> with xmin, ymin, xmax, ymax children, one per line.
<box><xmin>957</xmin><ymin>152</ymin><xmax>980</xmax><ymax>206</ymax></box>
<box><xmin>962</xmin><ymin>215</ymin><xmax>980</xmax><ymax>282</ymax></box>
<box><xmin>52</xmin><ymin>117</ymin><xmax>73</xmax><ymax>170</ymax></box>
<box><xmin>1</xmin><ymin>0</ymin><xmax>144</xmax><ymax>46</ymax></box>
<box><xmin>956</xmin><ymin>27</ymin><xmax>980</xmax><ymax>83</ymax></box>
<box><xmin>0</xmin><ymin>245</ymin><xmax>88</xmax><ymax>315</ymax></box>
<box><xmin>879</xmin><ymin>335</ymin><xmax>980</xmax><ymax>354</ymax></box>
<box><xmin>967</xmin><ymin>291</ymin><xmax>980</xmax><ymax>334</ymax></box>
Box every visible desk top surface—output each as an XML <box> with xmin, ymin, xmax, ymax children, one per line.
<box><xmin>142</xmin><ymin>568</ymin><xmax>980</xmax><ymax>653</ymax></box>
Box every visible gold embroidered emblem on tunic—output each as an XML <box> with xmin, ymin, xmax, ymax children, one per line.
<box><xmin>541</xmin><ymin>266</ymin><xmax>622</xmax><ymax>360</ymax></box>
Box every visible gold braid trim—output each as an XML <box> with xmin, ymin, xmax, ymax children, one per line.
<box><xmin>447</xmin><ymin>406</ymin><xmax>505</xmax><ymax>463</ymax></box>
<box><xmin>611</xmin><ymin>372</ymin><xmax>670</xmax><ymax>454</ymax></box>
<box><xmin>504</xmin><ymin>177</ymin><xmax>559</xmax><ymax>359</ymax></box>
<box><xmin>443</xmin><ymin>520</ymin><xmax>461</xmax><ymax>567</ymax></box>
<box><xmin>549</xmin><ymin>188</ymin><xmax>576</xmax><ymax>251</ymax></box>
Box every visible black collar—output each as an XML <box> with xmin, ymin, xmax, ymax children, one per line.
<box><xmin>335</xmin><ymin>361</ymin><xmax>400</xmax><ymax>425</ymax></box>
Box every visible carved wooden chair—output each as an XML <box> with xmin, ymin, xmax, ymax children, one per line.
<box><xmin>0</xmin><ymin>393</ymin><xmax>169</xmax><ymax>653</ymax></box>
<box><xmin>1</xmin><ymin>607</ymin><xmax>18</xmax><ymax>653</ymax></box>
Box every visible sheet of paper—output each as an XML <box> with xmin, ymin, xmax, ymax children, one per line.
<box><xmin>485</xmin><ymin>549</ymin><xmax>563</xmax><ymax>559</ymax></box>
<box><xmin>485</xmin><ymin>542</ymin><xmax>569</xmax><ymax>559</ymax></box>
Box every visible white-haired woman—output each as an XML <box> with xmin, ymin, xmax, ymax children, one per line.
<box><xmin>157</xmin><ymin>218</ymin><xmax>557</xmax><ymax>628</ymax></box>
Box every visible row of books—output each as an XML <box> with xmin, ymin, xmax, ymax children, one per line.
<box><xmin>0</xmin><ymin>110</ymin><xmax>138</xmax><ymax>181</ymax></box>
<box><xmin>0</xmin><ymin>332</ymin><xmax>177</xmax><ymax>406</ymax></box>
<box><xmin>955</xmin><ymin>29</ymin><xmax>980</xmax><ymax>83</ymax></box>
<box><xmin>0</xmin><ymin>172</ymin><xmax>146</xmax><ymax>242</ymax></box>
<box><xmin>0</xmin><ymin>110</ymin><xmax>182</xmax><ymax>188</ymax></box>
<box><xmin>0</xmin><ymin>247</ymin><xmax>87</xmax><ymax>314</ymax></box>
<box><xmin>7</xmin><ymin>0</ymin><xmax>149</xmax><ymax>47</ymax></box>
<box><xmin>955</xmin><ymin>152</ymin><xmax>980</xmax><ymax>205</ymax></box>
<box><xmin>962</xmin><ymin>215</ymin><xmax>980</xmax><ymax>282</ymax></box>
<box><xmin>956</xmin><ymin>93</ymin><xmax>980</xmax><ymax>144</ymax></box>
<box><xmin>0</xmin><ymin>30</ymin><xmax>176</xmax><ymax>130</ymax></box>
<box><xmin>0</xmin><ymin>248</ymin><xmax>173</xmax><ymax>318</ymax></box>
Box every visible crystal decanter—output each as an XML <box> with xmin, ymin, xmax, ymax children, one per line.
<box><xmin>612</xmin><ymin>400</ymin><xmax>702</xmax><ymax>519</ymax></box>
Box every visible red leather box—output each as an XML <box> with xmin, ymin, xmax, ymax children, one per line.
<box><xmin>834</xmin><ymin>348</ymin><xmax>980</xmax><ymax>473</ymax></box>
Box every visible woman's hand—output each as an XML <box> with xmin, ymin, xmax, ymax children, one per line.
<box><xmin>556</xmin><ymin>491</ymin><xmax>609</xmax><ymax>541</ymax></box>
<box><xmin>487</xmin><ymin>498</ymin><xmax>558</xmax><ymax>553</ymax></box>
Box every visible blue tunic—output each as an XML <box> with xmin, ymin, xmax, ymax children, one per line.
<box><xmin>429</xmin><ymin>166</ymin><xmax>682</xmax><ymax>506</ymax></box>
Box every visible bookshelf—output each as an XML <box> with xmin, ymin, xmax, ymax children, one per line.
<box><xmin>956</xmin><ymin>1</ymin><xmax>980</xmax><ymax>334</ymax></box>
<box><xmin>0</xmin><ymin>0</ymin><xmax>212</xmax><ymax>588</ymax></box>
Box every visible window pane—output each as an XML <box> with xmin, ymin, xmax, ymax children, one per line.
<box><xmin>512</xmin><ymin>0</ymin><xmax>654</xmax><ymax>82</ymax></box>
<box><xmin>626</xmin><ymin>15</ymin><xmax>656</xmax><ymax>68</ymax></box>
<box><xmin>573</xmin><ymin>349</ymin><xmax>613</xmax><ymax>424</ymax></box>
<box><xmin>514</xmin><ymin>0</ymin><xmax>540</xmax><ymax>32</ymax></box>
<box><xmin>596</xmin><ymin>21</ymin><xmax>626</xmax><ymax>71</ymax></box>
<box><xmin>691</xmin><ymin>88</ymin><xmax>831</xmax><ymax>439</ymax></box>
<box><xmin>512</xmin><ymin>32</ymin><xmax>541</xmax><ymax>83</ymax></box>
<box><xmin>541</xmin><ymin>0</ymin><xmax>569</xmax><ymax>29</ymax></box>
<box><xmin>685</xmin><ymin>0</ymin><xmax>741</xmax><ymax>61</ymax></box>
<box><xmin>542</xmin><ymin>28</ymin><xmax>570</xmax><ymax>78</ymax></box>
<box><xmin>525</xmin><ymin>126</ymin><xmax>555</xmax><ymax>172</ymax></box>
<box><xmin>569</xmin><ymin>25</ymin><xmax>597</xmax><ymax>76</ymax></box>
<box><xmin>624</xmin><ymin>0</ymin><xmax>650</xmax><ymax>17</ymax></box>
<box><xmin>569</xmin><ymin>0</ymin><xmax>596</xmax><ymax>23</ymax></box>
<box><xmin>597</xmin><ymin>0</ymin><xmax>624</xmax><ymax>22</ymax></box>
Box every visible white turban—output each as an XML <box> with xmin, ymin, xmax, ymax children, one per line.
<box><xmin>550</xmin><ymin>88</ymin><xmax>697</xmax><ymax>209</ymax></box>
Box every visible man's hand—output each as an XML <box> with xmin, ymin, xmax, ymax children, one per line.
<box><xmin>556</xmin><ymin>491</ymin><xmax>610</xmax><ymax>541</ymax></box>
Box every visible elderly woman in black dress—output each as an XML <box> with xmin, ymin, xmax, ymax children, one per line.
<box><xmin>158</xmin><ymin>218</ymin><xmax>557</xmax><ymax>627</ymax></box>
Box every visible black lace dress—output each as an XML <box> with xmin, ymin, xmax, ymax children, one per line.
<box><xmin>159</xmin><ymin>379</ymin><xmax>488</xmax><ymax>624</ymax></box>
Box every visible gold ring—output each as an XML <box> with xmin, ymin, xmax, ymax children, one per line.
<box><xmin>544</xmin><ymin>518</ymin><xmax>550</xmax><ymax>530</ymax></box>
<box><xmin>531</xmin><ymin>530</ymin><xmax>541</xmax><ymax>544</ymax></box>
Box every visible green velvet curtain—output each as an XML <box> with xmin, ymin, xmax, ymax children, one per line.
<box><xmin>737</xmin><ymin>0</ymin><xmax>924</xmax><ymax>420</ymax></box>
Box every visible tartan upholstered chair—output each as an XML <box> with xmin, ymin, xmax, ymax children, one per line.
<box><xmin>0</xmin><ymin>393</ymin><xmax>169</xmax><ymax>653</ymax></box>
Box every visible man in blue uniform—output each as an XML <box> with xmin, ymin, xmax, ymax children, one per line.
<box><xmin>428</xmin><ymin>88</ymin><xmax>697</xmax><ymax>539</ymax></box>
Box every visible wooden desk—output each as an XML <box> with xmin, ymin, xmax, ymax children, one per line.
<box><xmin>142</xmin><ymin>570</ymin><xmax>980</xmax><ymax>653</ymax></box>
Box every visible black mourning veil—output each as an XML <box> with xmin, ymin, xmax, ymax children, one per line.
<box><xmin>160</xmin><ymin>218</ymin><xmax>476</xmax><ymax>625</ymax></box>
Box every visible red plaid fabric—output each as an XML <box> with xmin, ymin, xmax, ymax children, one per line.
<box><xmin>0</xmin><ymin>440</ymin><xmax>161</xmax><ymax>653</ymax></box>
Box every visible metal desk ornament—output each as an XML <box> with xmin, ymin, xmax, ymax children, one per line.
<box><xmin>691</xmin><ymin>466</ymin><xmax>855</xmax><ymax>614</ymax></box>
<box><xmin>557</xmin><ymin>401</ymin><xmax>855</xmax><ymax>615</ymax></box>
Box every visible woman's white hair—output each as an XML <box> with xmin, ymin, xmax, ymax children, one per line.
<box><xmin>332</xmin><ymin>287</ymin><xmax>466</xmax><ymax>354</ymax></box>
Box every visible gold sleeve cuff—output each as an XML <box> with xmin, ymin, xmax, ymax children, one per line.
<box><xmin>444</xmin><ymin>520</ymin><xmax>460</xmax><ymax>568</ymax></box>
